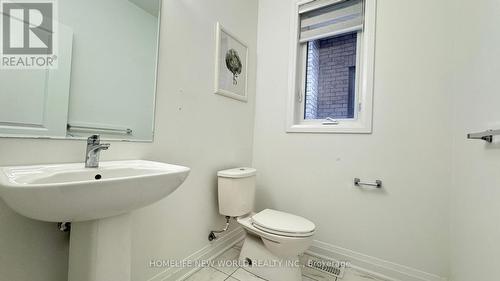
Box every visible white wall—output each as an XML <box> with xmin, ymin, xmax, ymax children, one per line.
<box><xmin>0</xmin><ymin>197</ymin><xmax>68</xmax><ymax>281</ymax></box>
<box><xmin>0</xmin><ymin>0</ymin><xmax>258</xmax><ymax>280</ymax></box>
<box><xmin>129</xmin><ymin>0</ymin><xmax>258</xmax><ymax>279</ymax></box>
<box><xmin>449</xmin><ymin>1</ymin><xmax>500</xmax><ymax>280</ymax></box>
<box><xmin>253</xmin><ymin>0</ymin><xmax>451</xmax><ymax>277</ymax></box>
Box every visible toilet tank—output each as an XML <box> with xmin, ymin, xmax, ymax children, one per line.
<box><xmin>217</xmin><ymin>167</ymin><xmax>256</xmax><ymax>217</ymax></box>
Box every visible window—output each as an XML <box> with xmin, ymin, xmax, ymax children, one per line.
<box><xmin>287</xmin><ymin>0</ymin><xmax>376</xmax><ymax>133</ymax></box>
<box><xmin>305</xmin><ymin>34</ymin><xmax>358</xmax><ymax>120</ymax></box>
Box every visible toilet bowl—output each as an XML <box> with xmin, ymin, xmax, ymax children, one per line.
<box><xmin>237</xmin><ymin>210</ymin><xmax>315</xmax><ymax>281</ymax></box>
<box><xmin>217</xmin><ymin>168</ymin><xmax>315</xmax><ymax>281</ymax></box>
<box><xmin>238</xmin><ymin>209</ymin><xmax>315</xmax><ymax>257</ymax></box>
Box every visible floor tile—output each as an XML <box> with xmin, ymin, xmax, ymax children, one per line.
<box><xmin>298</xmin><ymin>254</ymin><xmax>308</xmax><ymax>264</ymax></box>
<box><xmin>341</xmin><ymin>269</ymin><xmax>386</xmax><ymax>281</ymax></box>
<box><xmin>211</xmin><ymin>247</ymin><xmax>241</xmax><ymax>275</ymax></box>
<box><xmin>185</xmin><ymin>267</ymin><xmax>229</xmax><ymax>281</ymax></box>
<box><xmin>230</xmin><ymin>268</ymin><xmax>266</xmax><ymax>281</ymax></box>
<box><xmin>182</xmin><ymin>241</ymin><xmax>388</xmax><ymax>281</ymax></box>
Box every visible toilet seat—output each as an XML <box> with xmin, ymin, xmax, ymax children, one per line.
<box><xmin>251</xmin><ymin>209</ymin><xmax>315</xmax><ymax>238</ymax></box>
<box><xmin>252</xmin><ymin>223</ymin><xmax>315</xmax><ymax>237</ymax></box>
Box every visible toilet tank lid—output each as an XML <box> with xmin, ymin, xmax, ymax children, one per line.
<box><xmin>217</xmin><ymin>167</ymin><xmax>257</xmax><ymax>178</ymax></box>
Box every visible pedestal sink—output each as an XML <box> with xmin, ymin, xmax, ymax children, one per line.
<box><xmin>0</xmin><ymin>160</ymin><xmax>190</xmax><ymax>281</ymax></box>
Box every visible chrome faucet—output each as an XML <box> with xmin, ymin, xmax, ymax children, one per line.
<box><xmin>85</xmin><ymin>135</ymin><xmax>110</xmax><ymax>168</ymax></box>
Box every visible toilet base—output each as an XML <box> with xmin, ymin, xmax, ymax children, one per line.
<box><xmin>239</xmin><ymin>234</ymin><xmax>302</xmax><ymax>281</ymax></box>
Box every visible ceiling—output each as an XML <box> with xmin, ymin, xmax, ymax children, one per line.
<box><xmin>128</xmin><ymin>0</ymin><xmax>160</xmax><ymax>17</ymax></box>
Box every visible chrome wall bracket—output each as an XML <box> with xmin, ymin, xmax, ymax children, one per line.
<box><xmin>58</xmin><ymin>222</ymin><xmax>71</xmax><ymax>232</ymax></box>
<box><xmin>467</xmin><ymin>129</ymin><xmax>500</xmax><ymax>143</ymax></box>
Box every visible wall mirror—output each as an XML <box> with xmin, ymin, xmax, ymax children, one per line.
<box><xmin>0</xmin><ymin>0</ymin><xmax>161</xmax><ymax>142</ymax></box>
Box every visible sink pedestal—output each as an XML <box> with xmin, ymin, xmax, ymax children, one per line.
<box><xmin>68</xmin><ymin>214</ymin><xmax>132</xmax><ymax>281</ymax></box>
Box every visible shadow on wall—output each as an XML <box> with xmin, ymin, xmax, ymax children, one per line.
<box><xmin>0</xmin><ymin>199</ymin><xmax>70</xmax><ymax>281</ymax></box>
<box><xmin>484</xmin><ymin>140</ymin><xmax>500</xmax><ymax>150</ymax></box>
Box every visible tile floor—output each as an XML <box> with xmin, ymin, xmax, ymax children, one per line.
<box><xmin>184</xmin><ymin>240</ymin><xmax>387</xmax><ymax>281</ymax></box>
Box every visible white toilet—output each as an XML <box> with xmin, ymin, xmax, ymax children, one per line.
<box><xmin>218</xmin><ymin>168</ymin><xmax>315</xmax><ymax>281</ymax></box>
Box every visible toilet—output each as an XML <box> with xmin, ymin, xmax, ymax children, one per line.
<box><xmin>218</xmin><ymin>168</ymin><xmax>315</xmax><ymax>281</ymax></box>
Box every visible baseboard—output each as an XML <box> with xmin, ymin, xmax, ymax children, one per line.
<box><xmin>147</xmin><ymin>227</ymin><xmax>245</xmax><ymax>281</ymax></box>
<box><xmin>145</xmin><ymin>230</ymin><xmax>446</xmax><ymax>281</ymax></box>
<box><xmin>307</xmin><ymin>240</ymin><xmax>447</xmax><ymax>281</ymax></box>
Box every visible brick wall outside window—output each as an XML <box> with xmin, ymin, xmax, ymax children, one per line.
<box><xmin>305</xmin><ymin>33</ymin><xmax>357</xmax><ymax>119</ymax></box>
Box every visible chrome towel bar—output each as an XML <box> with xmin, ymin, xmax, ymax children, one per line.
<box><xmin>467</xmin><ymin>129</ymin><xmax>500</xmax><ymax>143</ymax></box>
<box><xmin>354</xmin><ymin>178</ymin><xmax>382</xmax><ymax>188</ymax></box>
<box><xmin>67</xmin><ymin>124</ymin><xmax>133</xmax><ymax>135</ymax></box>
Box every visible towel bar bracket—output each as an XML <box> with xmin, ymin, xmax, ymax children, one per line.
<box><xmin>467</xmin><ymin>129</ymin><xmax>500</xmax><ymax>143</ymax></box>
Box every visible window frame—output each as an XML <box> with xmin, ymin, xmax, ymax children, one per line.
<box><xmin>286</xmin><ymin>0</ymin><xmax>377</xmax><ymax>134</ymax></box>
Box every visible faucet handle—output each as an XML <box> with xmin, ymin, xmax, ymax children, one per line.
<box><xmin>87</xmin><ymin>134</ymin><xmax>100</xmax><ymax>145</ymax></box>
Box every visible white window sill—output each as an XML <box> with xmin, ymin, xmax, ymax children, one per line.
<box><xmin>286</xmin><ymin>121</ymin><xmax>372</xmax><ymax>134</ymax></box>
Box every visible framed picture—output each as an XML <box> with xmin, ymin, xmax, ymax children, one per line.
<box><xmin>214</xmin><ymin>22</ymin><xmax>249</xmax><ymax>102</ymax></box>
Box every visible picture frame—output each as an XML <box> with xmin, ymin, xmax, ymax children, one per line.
<box><xmin>214</xmin><ymin>22</ymin><xmax>249</xmax><ymax>102</ymax></box>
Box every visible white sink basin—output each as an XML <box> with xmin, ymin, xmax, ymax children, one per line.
<box><xmin>0</xmin><ymin>160</ymin><xmax>190</xmax><ymax>222</ymax></box>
